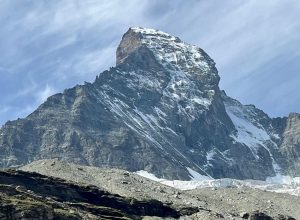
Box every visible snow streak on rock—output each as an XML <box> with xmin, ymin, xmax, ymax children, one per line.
<box><xmin>224</xmin><ymin>96</ymin><xmax>281</xmax><ymax>176</ymax></box>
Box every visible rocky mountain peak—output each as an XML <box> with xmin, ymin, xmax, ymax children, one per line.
<box><xmin>116</xmin><ymin>27</ymin><xmax>219</xmax><ymax>87</ymax></box>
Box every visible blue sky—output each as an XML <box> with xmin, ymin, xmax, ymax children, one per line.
<box><xmin>0</xmin><ymin>0</ymin><xmax>300</xmax><ymax>125</ymax></box>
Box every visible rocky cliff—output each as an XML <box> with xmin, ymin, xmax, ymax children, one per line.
<box><xmin>280</xmin><ymin>113</ymin><xmax>300</xmax><ymax>176</ymax></box>
<box><xmin>0</xmin><ymin>27</ymin><xmax>299</xmax><ymax>180</ymax></box>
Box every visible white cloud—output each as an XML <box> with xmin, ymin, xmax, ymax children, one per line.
<box><xmin>0</xmin><ymin>106</ymin><xmax>10</xmax><ymax>115</ymax></box>
<box><xmin>36</xmin><ymin>85</ymin><xmax>56</xmax><ymax>104</ymax></box>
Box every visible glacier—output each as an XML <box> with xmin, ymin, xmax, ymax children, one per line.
<box><xmin>136</xmin><ymin>170</ymin><xmax>300</xmax><ymax>197</ymax></box>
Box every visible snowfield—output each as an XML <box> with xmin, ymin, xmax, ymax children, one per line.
<box><xmin>136</xmin><ymin>170</ymin><xmax>300</xmax><ymax>197</ymax></box>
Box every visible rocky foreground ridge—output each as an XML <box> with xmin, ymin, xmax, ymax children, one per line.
<box><xmin>0</xmin><ymin>169</ymin><xmax>180</xmax><ymax>219</ymax></box>
<box><xmin>0</xmin><ymin>27</ymin><xmax>299</xmax><ymax>181</ymax></box>
<box><xmin>1</xmin><ymin>159</ymin><xmax>298</xmax><ymax>219</ymax></box>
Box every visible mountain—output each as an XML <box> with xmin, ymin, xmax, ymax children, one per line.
<box><xmin>0</xmin><ymin>27</ymin><xmax>299</xmax><ymax>180</ymax></box>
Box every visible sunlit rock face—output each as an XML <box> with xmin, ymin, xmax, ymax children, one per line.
<box><xmin>280</xmin><ymin>113</ymin><xmax>300</xmax><ymax>176</ymax></box>
<box><xmin>0</xmin><ymin>27</ymin><xmax>299</xmax><ymax>180</ymax></box>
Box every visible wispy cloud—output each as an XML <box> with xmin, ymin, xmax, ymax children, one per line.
<box><xmin>36</xmin><ymin>84</ymin><xmax>57</xmax><ymax>104</ymax></box>
<box><xmin>0</xmin><ymin>106</ymin><xmax>10</xmax><ymax>115</ymax></box>
<box><xmin>0</xmin><ymin>0</ymin><xmax>299</xmax><ymax>126</ymax></box>
<box><xmin>0</xmin><ymin>106</ymin><xmax>11</xmax><ymax>125</ymax></box>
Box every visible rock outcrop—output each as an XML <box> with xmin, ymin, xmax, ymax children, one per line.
<box><xmin>280</xmin><ymin>113</ymin><xmax>300</xmax><ymax>176</ymax></box>
<box><xmin>0</xmin><ymin>169</ymin><xmax>180</xmax><ymax>219</ymax></box>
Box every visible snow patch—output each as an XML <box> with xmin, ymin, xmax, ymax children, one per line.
<box><xmin>266</xmin><ymin>174</ymin><xmax>300</xmax><ymax>185</ymax></box>
<box><xmin>206</xmin><ymin>150</ymin><xmax>215</xmax><ymax>165</ymax></box>
<box><xmin>135</xmin><ymin>170</ymin><xmax>162</xmax><ymax>182</ymax></box>
<box><xmin>226</xmin><ymin>106</ymin><xmax>269</xmax><ymax>156</ymax></box>
<box><xmin>191</xmin><ymin>97</ymin><xmax>212</xmax><ymax>107</ymax></box>
<box><xmin>206</xmin><ymin>150</ymin><xmax>215</xmax><ymax>161</ymax></box>
<box><xmin>186</xmin><ymin>167</ymin><xmax>212</xmax><ymax>181</ymax></box>
<box><xmin>136</xmin><ymin>170</ymin><xmax>300</xmax><ymax>197</ymax></box>
<box><xmin>225</xmin><ymin>102</ymin><xmax>281</xmax><ymax>175</ymax></box>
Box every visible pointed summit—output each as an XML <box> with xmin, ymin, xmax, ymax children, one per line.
<box><xmin>116</xmin><ymin>27</ymin><xmax>219</xmax><ymax>86</ymax></box>
<box><xmin>116</xmin><ymin>27</ymin><xmax>181</xmax><ymax>66</ymax></box>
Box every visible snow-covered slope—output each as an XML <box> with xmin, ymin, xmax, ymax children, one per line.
<box><xmin>223</xmin><ymin>94</ymin><xmax>282</xmax><ymax>176</ymax></box>
<box><xmin>130</xmin><ymin>27</ymin><xmax>215</xmax><ymax>76</ymax></box>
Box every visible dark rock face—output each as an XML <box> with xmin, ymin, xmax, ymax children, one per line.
<box><xmin>0</xmin><ymin>27</ymin><xmax>299</xmax><ymax>180</ymax></box>
<box><xmin>240</xmin><ymin>211</ymin><xmax>296</xmax><ymax>220</ymax></box>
